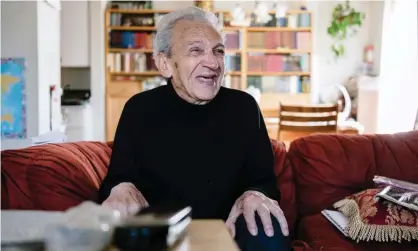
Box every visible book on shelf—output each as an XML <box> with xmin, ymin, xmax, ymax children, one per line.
<box><xmin>248</xmin><ymin>31</ymin><xmax>311</xmax><ymax>51</ymax></box>
<box><xmin>108</xmin><ymin>52</ymin><xmax>157</xmax><ymax>73</ymax></box>
<box><xmin>247</xmin><ymin>54</ymin><xmax>310</xmax><ymax>73</ymax></box>
<box><xmin>321</xmin><ymin>210</ymin><xmax>349</xmax><ymax>237</ymax></box>
<box><xmin>110</xmin><ymin>31</ymin><xmax>154</xmax><ymax>49</ymax></box>
<box><xmin>225</xmin><ymin>55</ymin><xmax>241</xmax><ymax>72</ymax></box>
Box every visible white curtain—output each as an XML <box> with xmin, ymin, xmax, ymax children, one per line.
<box><xmin>376</xmin><ymin>0</ymin><xmax>418</xmax><ymax>133</ymax></box>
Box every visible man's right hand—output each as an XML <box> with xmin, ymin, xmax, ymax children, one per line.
<box><xmin>101</xmin><ymin>182</ymin><xmax>149</xmax><ymax>216</ymax></box>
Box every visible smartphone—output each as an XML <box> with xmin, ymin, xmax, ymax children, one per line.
<box><xmin>112</xmin><ymin>206</ymin><xmax>192</xmax><ymax>250</ymax></box>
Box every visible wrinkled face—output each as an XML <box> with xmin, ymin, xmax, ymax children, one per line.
<box><xmin>155</xmin><ymin>20</ymin><xmax>225</xmax><ymax>105</ymax></box>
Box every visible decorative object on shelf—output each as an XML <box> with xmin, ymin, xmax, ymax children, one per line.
<box><xmin>254</xmin><ymin>1</ymin><xmax>272</xmax><ymax>25</ymax></box>
<box><xmin>194</xmin><ymin>0</ymin><xmax>213</xmax><ymax>12</ymax></box>
<box><xmin>275</xmin><ymin>1</ymin><xmax>287</xmax><ymax>19</ymax></box>
<box><xmin>327</xmin><ymin>0</ymin><xmax>365</xmax><ymax>58</ymax></box>
<box><xmin>362</xmin><ymin>44</ymin><xmax>375</xmax><ymax>75</ymax></box>
<box><xmin>318</xmin><ymin>83</ymin><xmax>351</xmax><ymax>122</ymax></box>
<box><xmin>230</xmin><ymin>4</ymin><xmax>250</xmax><ymax>27</ymax></box>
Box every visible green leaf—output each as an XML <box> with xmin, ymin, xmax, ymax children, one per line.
<box><xmin>327</xmin><ymin>0</ymin><xmax>365</xmax><ymax>58</ymax></box>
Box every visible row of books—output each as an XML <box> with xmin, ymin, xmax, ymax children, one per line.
<box><xmin>248</xmin><ymin>31</ymin><xmax>311</xmax><ymax>51</ymax></box>
<box><xmin>108</xmin><ymin>1</ymin><xmax>153</xmax><ymax>10</ymax></box>
<box><xmin>107</xmin><ymin>53</ymin><xmax>157</xmax><ymax>73</ymax></box>
<box><xmin>247</xmin><ymin>76</ymin><xmax>311</xmax><ymax>94</ymax></box>
<box><xmin>109</xmin><ymin>30</ymin><xmax>311</xmax><ymax>52</ymax></box>
<box><xmin>107</xmin><ymin>53</ymin><xmax>310</xmax><ymax>74</ymax></box>
<box><xmin>223</xmin><ymin>76</ymin><xmax>241</xmax><ymax>90</ymax></box>
<box><xmin>225</xmin><ymin>55</ymin><xmax>241</xmax><ymax>72</ymax></box>
<box><xmin>224</xmin><ymin>31</ymin><xmax>311</xmax><ymax>51</ymax></box>
<box><xmin>247</xmin><ymin>54</ymin><xmax>310</xmax><ymax>72</ymax></box>
<box><xmin>109</xmin><ymin>13</ymin><xmax>165</xmax><ymax>27</ymax></box>
<box><xmin>109</xmin><ymin>31</ymin><xmax>154</xmax><ymax>49</ymax></box>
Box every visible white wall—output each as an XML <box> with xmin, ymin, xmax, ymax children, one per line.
<box><xmin>376</xmin><ymin>0</ymin><xmax>418</xmax><ymax>133</ymax></box>
<box><xmin>1</xmin><ymin>1</ymin><xmax>39</xmax><ymax>149</ymax></box>
<box><xmin>1</xmin><ymin>1</ymin><xmax>60</xmax><ymax>150</ymax></box>
<box><xmin>37</xmin><ymin>1</ymin><xmax>61</xmax><ymax>135</ymax></box>
<box><xmin>90</xmin><ymin>0</ymin><xmax>107</xmax><ymax>142</ymax></box>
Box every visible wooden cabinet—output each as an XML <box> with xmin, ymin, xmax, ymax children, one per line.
<box><xmin>60</xmin><ymin>0</ymin><xmax>89</xmax><ymax>67</ymax></box>
<box><xmin>106</xmin><ymin>81</ymin><xmax>142</xmax><ymax>141</ymax></box>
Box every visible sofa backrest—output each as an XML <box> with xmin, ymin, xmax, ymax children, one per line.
<box><xmin>288</xmin><ymin>131</ymin><xmax>418</xmax><ymax>217</ymax></box>
<box><xmin>270</xmin><ymin>139</ymin><xmax>297</xmax><ymax>233</ymax></box>
<box><xmin>1</xmin><ymin>142</ymin><xmax>111</xmax><ymax>210</ymax></box>
<box><xmin>1</xmin><ymin>139</ymin><xmax>297</xmax><ymax>231</ymax></box>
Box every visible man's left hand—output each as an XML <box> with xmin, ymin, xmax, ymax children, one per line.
<box><xmin>225</xmin><ymin>190</ymin><xmax>289</xmax><ymax>238</ymax></box>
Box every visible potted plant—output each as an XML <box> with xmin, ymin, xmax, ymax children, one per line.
<box><xmin>327</xmin><ymin>1</ymin><xmax>365</xmax><ymax>58</ymax></box>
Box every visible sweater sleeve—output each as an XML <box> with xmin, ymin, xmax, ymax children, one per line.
<box><xmin>243</xmin><ymin>99</ymin><xmax>280</xmax><ymax>202</ymax></box>
<box><xmin>98</xmin><ymin>97</ymin><xmax>139</xmax><ymax>203</ymax></box>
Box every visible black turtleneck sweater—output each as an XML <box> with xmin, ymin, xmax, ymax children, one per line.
<box><xmin>99</xmin><ymin>82</ymin><xmax>279</xmax><ymax>220</ymax></box>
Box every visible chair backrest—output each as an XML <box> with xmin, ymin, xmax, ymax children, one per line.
<box><xmin>278</xmin><ymin>103</ymin><xmax>339</xmax><ymax>140</ymax></box>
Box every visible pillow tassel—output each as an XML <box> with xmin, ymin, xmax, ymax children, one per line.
<box><xmin>333</xmin><ymin>198</ymin><xmax>418</xmax><ymax>243</ymax></box>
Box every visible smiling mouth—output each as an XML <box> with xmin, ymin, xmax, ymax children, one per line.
<box><xmin>196</xmin><ymin>74</ymin><xmax>218</xmax><ymax>86</ymax></box>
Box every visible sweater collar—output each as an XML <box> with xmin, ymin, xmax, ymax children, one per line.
<box><xmin>165</xmin><ymin>79</ymin><xmax>222</xmax><ymax>109</ymax></box>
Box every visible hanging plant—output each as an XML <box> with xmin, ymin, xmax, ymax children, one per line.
<box><xmin>327</xmin><ymin>1</ymin><xmax>365</xmax><ymax>58</ymax></box>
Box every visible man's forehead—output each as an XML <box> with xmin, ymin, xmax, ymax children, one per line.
<box><xmin>172</xmin><ymin>20</ymin><xmax>222</xmax><ymax>44</ymax></box>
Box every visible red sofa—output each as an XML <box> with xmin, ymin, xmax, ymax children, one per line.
<box><xmin>2</xmin><ymin>131</ymin><xmax>418</xmax><ymax>251</ymax></box>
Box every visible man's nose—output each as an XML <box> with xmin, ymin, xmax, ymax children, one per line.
<box><xmin>202</xmin><ymin>52</ymin><xmax>219</xmax><ymax>69</ymax></box>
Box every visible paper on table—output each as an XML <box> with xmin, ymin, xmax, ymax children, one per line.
<box><xmin>31</xmin><ymin>130</ymin><xmax>66</xmax><ymax>146</ymax></box>
<box><xmin>1</xmin><ymin>210</ymin><xmax>64</xmax><ymax>244</ymax></box>
<box><xmin>1</xmin><ymin>202</ymin><xmax>121</xmax><ymax>251</ymax></box>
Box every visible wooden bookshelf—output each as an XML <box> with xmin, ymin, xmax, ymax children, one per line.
<box><xmin>104</xmin><ymin>6</ymin><xmax>313</xmax><ymax>140</ymax></box>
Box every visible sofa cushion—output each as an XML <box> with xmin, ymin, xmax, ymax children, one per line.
<box><xmin>298</xmin><ymin>213</ymin><xmax>418</xmax><ymax>251</ymax></box>
<box><xmin>1</xmin><ymin>142</ymin><xmax>111</xmax><ymax>210</ymax></box>
<box><xmin>270</xmin><ymin>139</ymin><xmax>297</xmax><ymax>233</ymax></box>
<box><xmin>288</xmin><ymin>131</ymin><xmax>418</xmax><ymax>217</ymax></box>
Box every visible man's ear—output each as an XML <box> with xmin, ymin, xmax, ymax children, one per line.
<box><xmin>154</xmin><ymin>53</ymin><xmax>172</xmax><ymax>79</ymax></box>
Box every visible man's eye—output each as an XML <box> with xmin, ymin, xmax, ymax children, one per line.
<box><xmin>190</xmin><ymin>48</ymin><xmax>203</xmax><ymax>53</ymax></box>
<box><xmin>215</xmin><ymin>49</ymin><xmax>225</xmax><ymax>55</ymax></box>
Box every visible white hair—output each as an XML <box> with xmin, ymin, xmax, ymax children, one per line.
<box><xmin>153</xmin><ymin>6</ymin><xmax>224</xmax><ymax>58</ymax></box>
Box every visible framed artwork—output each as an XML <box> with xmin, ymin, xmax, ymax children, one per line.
<box><xmin>1</xmin><ymin>58</ymin><xmax>27</xmax><ymax>139</ymax></box>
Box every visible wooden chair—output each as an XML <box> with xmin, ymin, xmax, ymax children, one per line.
<box><xmin>277</xmin><ymin>103</ymin><xmax>339</xmax><ymax>141</ymax></box>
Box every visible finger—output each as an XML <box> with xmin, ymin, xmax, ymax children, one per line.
<box><xmin>225</xmin><ymin>221</ymin><xmax>236</xmax><ymax>238</ymax></box>
<box><xmin>142</xmin><ymin>198</ymin><xmax>149</xmax><ymax>207</ymax></box>
<box><xmin>271</xmin><ymin>207</ymin><xmax>289</xmax><ymax>236</ymax></box>
<box><xmin>243</xmin><ymin>205</ymin><xmax>257</xmax><ymax>236</ymax></box>
<box><xmin>226</xmin><ymin>206</ymin><xmax>240</xmax><ymax>225</ymax></box>
<box><xmin>127</xmin><ymin>202</ymin><xmax>141</xmax><ymax>215</ymax></box>
<box><xmin>257</xmin><ymin>205</ymin><xmax>274</xmax><ymax>237</ymax></box>
<box><xmin>136</xmin><ymin>193</ymin><xmax>148</xmax><ymax>207</ymax></box>
<box><xmin>226</xmin><ymin>206</ymin><xmax>241</xmax><ymax>238</ymax></box>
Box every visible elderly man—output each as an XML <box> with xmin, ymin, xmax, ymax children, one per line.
<box><xmin>99</xmin><ymin>6</ymin><xmax>289</xmax><ymax>251</ymax></box>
